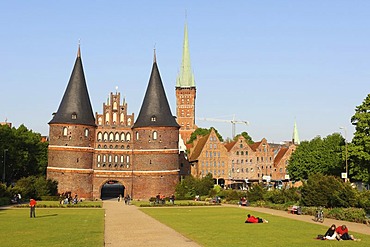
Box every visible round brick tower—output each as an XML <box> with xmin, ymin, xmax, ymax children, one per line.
<box><xmin>47</xmin><ymin>46</ymin><xmax>96</xmax><ymax>199</ymax></box>
<box><xmin>132</xmin><ymin>52</ymin><xmax>180</xmax><ymax>199</ymax></box>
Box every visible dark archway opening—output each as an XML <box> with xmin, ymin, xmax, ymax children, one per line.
<box><xmin>101</xmin><ymin>180</ymin><xmax>125</xmax><ymax>200</ymax></box>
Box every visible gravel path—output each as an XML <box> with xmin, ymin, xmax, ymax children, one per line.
<box><xmin>103</xmin><ymin>200</ymin><xmax>201</xmax><ymax>247</ymax></box>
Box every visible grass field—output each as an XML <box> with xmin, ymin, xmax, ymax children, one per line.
<box><xmin>141</xmin><ymin>206</ymin><xmax>370</xmax><ymax>247</ymax></box>
<box><xmin>0</xmin><ymin>207</ymin><xmax>104</xmax><ymax>247</ymax></box>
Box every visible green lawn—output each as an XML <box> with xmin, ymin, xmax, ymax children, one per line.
<box><xmin>141</xmin><ymin>207</ymin><xmax>370</xmax><ymax>247</ymax></box>
<box><xmin>0</xmin><ymin>207</ymin><xmax>104</xmax><ymax>247</ymax></box>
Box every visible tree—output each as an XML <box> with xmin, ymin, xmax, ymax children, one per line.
<box><xmin>0</xmin><ymin>124</ymin><xmax>48</xmax><ymax>183</ymax></box>
<box><xmin>175</xmin><ymin>174</ymin><xmax>215</xmax><ymax>199</ymax></box>
<box><xmin>233</xmin><ymin>131</ymin><xmax>254</xmax><ymax>144</ymax></box>
<box><xmin>287</xmin><ymin>133</ymin><xmax>344</xmax><ymax>181</ymax></box>
<box><xmin>349</xmin><ymin>94</ymin><xmax>370</xmax><ymax>183</ymax></box>
<box><xmin>187</xmin><ymin>127</ymin><xmax>223</xmax><ymax>144</ymax></box>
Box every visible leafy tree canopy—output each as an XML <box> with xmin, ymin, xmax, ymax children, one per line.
<box><xmin>287</xmin><ymin>133</ymin><xmax>344</xmax><ymax>181</ymax></box>
<box><xmin>187</xmin><ymin>127</ymin><xmax>223</xmax><ymax>144</ymax></box>
<box><xmin>349</xmin><ymin>94</ymin><xmax>370</xmax><ymax>183</ymax></box>
<box><xmin>0</xmin><ymin>124</ymin><xmax>48</xmax><ymax>184</ymax></box>
<box><xmin>233</xmin><ymin>131</ymin><xmax>254</xmax><ymax>144</ymax></box>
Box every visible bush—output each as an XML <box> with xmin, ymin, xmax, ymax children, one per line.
<box><xmin>40</xmin><ymin>196</ymin><xmax>60</xmax><ymax>201</ymax></box>
<box><xmin>0</xmin><ymin>197</ymin><xmax>10</xmax><ymax>206</ymax></box>
<box><xmin>0</xmin><ymin>183</ymin><xmax>10</xmax><ymax>197</ymax></box>
<box><xmin>326</xmin><ymin>207</ymin><xmax>367</xmax><ymax>223</ymax></box>
<box><xmin>300</xmin><ymin>174</ymin><xmax>357</xmax><ymax>208</ymax></box>
<box><xmin>264</xmin><ymin>187</ymin><xmax>300</xmax><ymax>204</ymax></box>
<box><xmin>357</xmin><ymin>190</ymin><xmax>370</xmax><ymax>214</ymax></box>
<box><xmin>218</xmin><ymin>189</ymin><xmax>246</xmax><ymax>202</ymax></box>
<box><xmin>175</xmin><ymin>174</ymin><xmax>214</xmax><ymax>200</ymax></box>
<box><xmin>247</xmin><ymin>184</ymin><xmax>267</xmax><ymax>202</ymax></box>
<box><xmin>10</xmin><ymin>176</ymin><xmax>58</xmax><ymax>200</ymax></box>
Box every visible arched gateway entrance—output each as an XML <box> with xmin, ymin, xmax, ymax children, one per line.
<box><xmin>101</xmin><ymin>180</ymin><xmax>125</xmax><ymax>200</ymax></box>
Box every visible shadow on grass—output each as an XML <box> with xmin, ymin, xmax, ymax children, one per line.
<box><xmin>34</xmin><ymin>214</ymin><xmax>58</xmax><ymax>218</ymax></box>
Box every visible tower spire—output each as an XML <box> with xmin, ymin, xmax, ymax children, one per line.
<box><xmin>49</xmin><ymin>45</ymin><xmax>95</xmax><ymax>126</ymax></box>
<box><xmin>292</xmin><ymin>120</ymin><xmax>300</xmax><ymax>145</ymax></box>
<box><xmin>77</xmin><ymin>39</ymin><xmax>81</xmax><ymax>58</ymax></box>
<box><xmin>134</xmin><ymin>54</ymin><xmax>179</xmax><ymax>128</ymax></box>
<box><xmin>176</xmin><ymin>21</ymin><xmax>195</xmax><ymax>88</ymax></box>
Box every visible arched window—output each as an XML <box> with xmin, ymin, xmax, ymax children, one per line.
<box><xmin>103</xmin><ymin>132</ymin><xmax>108</xmax><ymax>141</ymax></box>
<box><xmin>108</xmin><ymin>155</ymin><xmax>112</xmax><ymax>163</ymax></box>
<box><xmin>84</xmin><ymin>128</ymin><xmax>89</xmax><ymax>137</ymax></box>
<box><xmin>136</xmin><ymin>132</ymin><xmax>139</xmax><ymax>140</ymax></box>
<box><xmin>152</xmin><ymin>131</ymin><xmax>158</xmax><ymax>140</ymax></box>
<box><xmin>121</xmin><ymin>155</ymin><xmax>124</xmax><ymax>163</ymax></box>
<box><xmin>97</xmin><ymin>155</ymin><xmax>101</xmax><ymax>162</ymax></box>
<box><xmin>109</xmin><ymin>132</ymin><xmax>114</xmax><ymax>142</ymax></box>
<box><xmin>115</xmin><ymin>132</ymin><xmax>120</xmax><ymax>142</ymax></box>
<box><xmin>113</xmin><ymin>113</ymin><xmax>117</xmax><ymax>124</ymax></box>
<box><xmin>98</xmin><ymin>117</ymin><xmax>103</xmax><ymax>125</ymax></box>
<box><xmin>103</xmin><ymin>155</ymin><xmax>107</xmax><ymax>162</ymax></box>
<box><xmin>63</xmin><ymin>127</ymin><xmax>68</xmax><ymax>136</ymax></box>
<box><xmin>97</xmin><ymin>132</ymin><xmax>102</xmax><ymax>141</ymax></box>
<box><xmin>114</xmin><ymin>155</ymin><xmax>118</xmax><ymax>163</ymax></box>
<box><xmin>126</xmin><ymin>156</ymin><xmax>130</xmax><ymax>164</ymax></box>
<box><xmin>126</xmin><ymin>133</ymin><xmax>131</xmax><ymax>141</ymax></box>
<box><xmin>113</xmin><ymin>101</ymin><xmax>118</xmax><ymax>110</ymax></box>
<box><xmin>105</xmin><ymin>112</ymin><xmax>110</xmax><ymax>124</ymax></box>
<box><xmin>127</xmin><ymin>118</ymin><xmax>131</xmax><ymax>126</ymax></box>
<box><xmin>120</xmin><ymin>113</ymin><xmax>124</xmax><ymax>123</ymax></box>
<box><xmin>121</xmin><ymin>133</ymin><xmax>125</xmax><ymax>142</ymax></box>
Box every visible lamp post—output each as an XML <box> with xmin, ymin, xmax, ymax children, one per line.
<box><xmin>339</xmin><ymin>127</ymin><xmax>348</xmax><ymax>182</ymax></box>
<box><xmin>2</xmin><ymin>149</ymin><xmax>8</xmax><ymax>183</ymax></box>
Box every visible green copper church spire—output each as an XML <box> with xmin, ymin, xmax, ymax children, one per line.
<box><xmin>292</xmin><ymin>120</ymin><xmax>300</xmax><ymax>145</ymax></box>
<box><xmin>176</xmin><ymin>22</ymin><xmax>195</xmax><ymax>88</ymax></box>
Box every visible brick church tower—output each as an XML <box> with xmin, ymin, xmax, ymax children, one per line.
<box><xmin>132</xmin><ymin>52</ymin><xmax>180</xmax><ymax>198</ymax></box>
<box><xmin>176</xmin><ymin>22</ymin><xmax>197</xmax><ymax>143</ymax></box>
<box><xmin>47</xmin><ymin>46</ymin><xmax>96</xmax><ymax>199</ymax></box>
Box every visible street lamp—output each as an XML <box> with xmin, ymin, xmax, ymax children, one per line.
<box><xmin>339</xmin><ymin>127</ymin><xmax>348</xmax><ymax>182</ymax></box>
<box><xmin>2</xmin><ymin>149</ymin><xmax>8</xmax><ymax>183</ymax></box>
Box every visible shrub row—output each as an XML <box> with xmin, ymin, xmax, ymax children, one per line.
<box><xmin>15</xmin><ymin>203</ymin><xmax>101</xmax><ymax>208</ymax></box>
<box><xmin>0</xmin><ymin>197</ymin><xmax>10</xmax><ymax>206</ymax></box>
<box><xmin>139</xmin><ymin>202</ymin><xmax>221</xmax><ymax>207</ymax></box>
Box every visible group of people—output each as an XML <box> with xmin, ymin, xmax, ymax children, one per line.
<box><xmin>320</xmin><ymin>224</ymin><xmax>360</xmax><ymax>241</ymax></box>
<box><xmin>152</xmin><ymin>193</ymin><xmax>175</xmax><ymax>205</ymax></box>
<box><xmin>60</xmin><ymin>192</ymin><xmax>79</xmax><ymax>205</ymax></box>
<box><xmin>118</xmin><ymin>194</ymin><xmax>131</xmax><ymax>205</ymax></box>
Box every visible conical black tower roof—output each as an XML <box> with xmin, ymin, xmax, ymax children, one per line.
<box><xmin>49</xmin><ymin>46</ymin><xmax>96</xmax><ymax>126</ymax></box>
<box><xmin>133</xmin><ymin>53</ymin><xmax>179</xmax><ymax>128</ymax></box>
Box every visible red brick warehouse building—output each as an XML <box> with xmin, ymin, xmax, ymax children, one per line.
<box><xmin>47</xmin><ymin>44</ymin><xmax>182</xmax><ymax>200</ymax></box>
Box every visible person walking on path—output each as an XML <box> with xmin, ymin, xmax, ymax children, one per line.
<box><xmin>29</xmin><ymin>198</ymin><xmax>37</xmax><ymax>218</ymax></box>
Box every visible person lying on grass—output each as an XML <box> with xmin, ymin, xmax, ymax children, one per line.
<box><xmin>245</xmin><ymin>214</ymin><xmax>268</xmax><ymax>223</ymax></box>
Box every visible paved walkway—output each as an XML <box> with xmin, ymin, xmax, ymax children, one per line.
<box><xmin>103</xmin><ymin>200</ymin><xmax>200</xmax><ymax>247</ymax></box>
<box><xmin>103</xmin><ymin>202</ymin><xmax>369</xmax><ymax>247</ymax></box>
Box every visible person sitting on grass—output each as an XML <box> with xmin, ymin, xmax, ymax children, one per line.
<box><xmin>245</xmin><ymin>214</ymin><xmax>268</xmax><ymax>223</ymax></box>
<box><xmin>323</xmin><ymin>224</ymin><xmax>337</xmax><ymax>240</ymax></box>
<box><xmin>335</xmin><ymin>225</ymin><xmax>360</xmax><ymax>241</ymax></box>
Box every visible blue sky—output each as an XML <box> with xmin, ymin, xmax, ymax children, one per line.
<box><xmin>1</xmin><ymin>1</ymin><xmax>369</xmax><ymax>143</ymax></box>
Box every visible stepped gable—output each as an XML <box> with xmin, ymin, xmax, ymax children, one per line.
<box><xmin>133</xmin><ymin>52</ymin><xmax>180</xmax><ymax>128</ymax></box>
<box><xmin>49</xmin><ymin>46</ymin><xmax>95</xmax><ymax>126</ymax></box>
